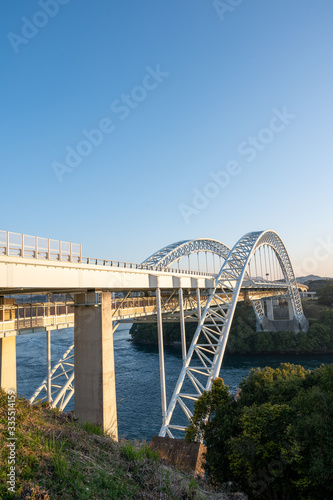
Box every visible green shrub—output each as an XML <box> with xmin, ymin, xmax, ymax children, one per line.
<box><xmin>186</xmin><ymin>363</ymin><xmax>333</xmax><ymax>499</ymax></box>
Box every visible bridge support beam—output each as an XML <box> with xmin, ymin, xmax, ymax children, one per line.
<box><xmin>46</xmin><ymin>329</ymin><xmax>52</xmax><ymax>403</ymax></box>
<box><xmin>196</xmin><ymin>288</ymin><xmax>201</xmax><ymax>322</ymax></box>
<box><xmin>287</xmin><ymin>298</ymin><xmax>294</xmax><ymax>320</ymax></box>
<box><xmin>74</xmin><ymin>292</ymin><xmax>118</xmax><ymax>440</ymax></box>
<box><xmin>0</xmin><ymin>336</ymin><xmax>17</xmax><ymax>393</ymax></box>
<box><xmin>179</xmin><ymin>288</ymin><xmax>186</xmax><ymax>363</ymax></box>
<box><xmin>156</xmin><ymin>287</ymin><xmax>167</xmax><ymax>427</ymax></box>
<box><xmin>266</xmin><ymin>299</ymin><xmax>275</xmax><ymax>321</ymax></box>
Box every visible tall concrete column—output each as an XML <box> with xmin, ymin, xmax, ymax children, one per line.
<box><xmin>74</xmin><ymin>291</ymin><xmax>118</xmax><ymax>440</ymax></box>
<box><xmin>0</xmin><ymin>336</ymin><xmax>17</xmax><ymax>393</ymax></box>
<box><xmin>266</xmin><ymin>299</ymin><xmax>274</xmax><ymax>321</ymax></box>
<box><xmin>287</xmin><ymin>298</ymin><xmax>294</xmax><ymax>320</ymax></box>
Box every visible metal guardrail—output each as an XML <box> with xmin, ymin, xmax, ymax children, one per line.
<box><xmin>0</xmin><ymin>301</ymin><xmax>75</xmax><ymax>335</ymax></box>
<box><xmin>0</xmin><ymin>230</ymin><xmax>215</xmax><ymax>277</ymax></box>
<box><xmin>0</xmin><ymin>230</ymin><xmax>81</xmax><ymax>262</ymax></box>
<box><xmin>0</xmin><ymin>296</ymin><xmax>201</xmax><ymax>333</ymax></box>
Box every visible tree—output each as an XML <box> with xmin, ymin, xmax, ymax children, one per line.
<box><xmin>318</xmin><ymin>284</ymin><xmax>333</xmax><ymax>306</ymax></box>
<box><xmin>186</xmin><ymin>363</ymin><xmax>333</xmax><ymax>499</ymax></box>
<box><xmin>228</xmin><ymin>403</ymin><xmax>301</xmax><ymax>498</ymax></box>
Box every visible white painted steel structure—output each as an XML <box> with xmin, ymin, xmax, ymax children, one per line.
<box><xmin>29</xmin><ymin>342</ymin><xmax>76</xmax><ymax>410</ymax></box>
<box><xmin>142</xmin><ymin>239</ymin><xmax>231</xmax><ymax>268</ymax></box>
<box><xmin>0</xmin><ymin>229</ymin><xmax>307</xmax><ymax>437</ymax></box>
<box><xmin>158</xmin><ymin>230</ymin><xmax>307</xmax><ymax>437</ymax></box>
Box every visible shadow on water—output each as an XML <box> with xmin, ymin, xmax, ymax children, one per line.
<box><xmin>16</xmin><ymin>326</ymin><xmax>333</xmax><ymax>441</ymax></box>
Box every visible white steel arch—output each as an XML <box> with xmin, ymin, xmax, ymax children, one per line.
<box><xmin>159</xmin><ymin>230</ymin><xmax>307</xmax><ymax>437</ymax></box>
<box><xmin>29</xmin><ymin>343</ymin><xmax>75</xmax><ymax>410</ymax></box>
<box><xmin>142</xmin><ymin>238</ymin><xmax>231</xmax><ymax>268</ymax></box>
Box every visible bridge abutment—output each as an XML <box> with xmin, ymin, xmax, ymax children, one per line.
<box><xmin>74</xmin><ymin>291</ymin><xmax>118</xmax><ymax>440</ymax></box>
<box><xmin>260</xmin><ymin>297</ymin><xmax>309</xmax><ymax>333</ymax></box>
<box><xmin>0</xmin><ymin>336</ymin><xmax>17</xmax><ymax>393</ymax></box>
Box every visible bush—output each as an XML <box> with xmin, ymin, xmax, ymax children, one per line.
<box><xmin>186</xmin><ymin>363</ymin><xmax>333</xmax><ymax>499</ymax></box>
<box><xmin>318</xmin><ymin>284</ymin><xmax>333</xmax><ymax>306</ymax></box>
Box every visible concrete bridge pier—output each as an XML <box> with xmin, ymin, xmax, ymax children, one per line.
<box><xmin>0</xmin><ymin>296</ymin><xmax>17</xmax><ymax>393</ymax></box>
<box><xmin>0</xmin><ymin>336</ymin><xmax>17</xmax><ymax>393</ymax></box>
<box><xmin>74</xmin><ymin>291</ymin><xmax>118</xmax><ymax>440</ymax></box>
<box><xmin>261</xmin><ymin>297</ymin><xmax>308</xmax><ymax>333</ymax></box>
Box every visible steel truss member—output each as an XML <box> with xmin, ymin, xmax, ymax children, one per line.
<box><xmin>142</xmin><ymin>238</ymin><xmax>231</xmax><ymax>268</ymax></box>
<box><xmin>159</xmin><ymin>230</ymin><xmax>307</xmax><ymax>438</ymax></box>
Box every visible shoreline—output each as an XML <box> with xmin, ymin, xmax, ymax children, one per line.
<box><xmin>129</xmin><ymin>339</ymin><xmax>333</xmax><ymax>356</ymax></box>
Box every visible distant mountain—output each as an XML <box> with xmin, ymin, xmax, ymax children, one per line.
<box><xmin>296</xmin><ymin>275</ymin><xmax>332</xmax><ymax>284</ymax></box>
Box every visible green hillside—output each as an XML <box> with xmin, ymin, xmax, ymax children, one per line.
<box><xmin>0</xmin><ymin>391</ymin><xmax>242</xmax><ymax>499</ymax></box>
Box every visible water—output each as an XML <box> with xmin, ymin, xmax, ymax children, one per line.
<box><xmin>16</xmin><ymin>326</ymin><xmax>333</xmax><ymax>441</ymax></box>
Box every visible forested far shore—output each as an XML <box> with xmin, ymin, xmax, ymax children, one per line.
<box><xmin>129</xmin><ymin>283</ymin><xmax>333</xmax><ymax>355</ymax></box>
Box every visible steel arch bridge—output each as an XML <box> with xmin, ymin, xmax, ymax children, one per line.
<box><xmin>25</xmin><ymin>230</ymin><xmax>307</xmax><ymax>439</ymax></box>
<box><xmin>156</xmin><ymin>230</ymin><xmax>307</xmax><ymax>437</ymax></box>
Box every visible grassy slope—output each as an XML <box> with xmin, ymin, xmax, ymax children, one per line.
<box><xmin>0</xmin><ymin>391</ymin><xmax>240</xmax><ymax>500</ymax></box>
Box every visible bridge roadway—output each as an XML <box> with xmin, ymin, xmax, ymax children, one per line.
<box><xmin>0</xmin><ymin>283</ymin><xmax>288</xmax><ymax>338</ymax></box>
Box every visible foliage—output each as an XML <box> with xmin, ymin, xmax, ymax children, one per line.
<box><xmin>130</xmin><ymin>321</ymin><xmax>197</xmax><ymax>345</ymax></box>
<box><xmin>318</xmin><ymin>284</ymin><xmax>333</xmax><ymax>306</ymax></box>
<box><xmin>130</xmin><ymin>301</ymin><xmax>333</xmax><ymax>354</ymax></box>
<box><xmin>306</xmin><ymin>279</ymin><xmax>333</xmax><ymax>293</ymax></box>
<box><xmin>186</xmin><ymin>363</ymin><xmax>333</xmax><ymax>499</ymax></box>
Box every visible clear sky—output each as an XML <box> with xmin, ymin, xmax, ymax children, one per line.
<box><xmin>1</xmin><ymin>0</ymin><xmax>333</xmax><ymax>277</ymax></box>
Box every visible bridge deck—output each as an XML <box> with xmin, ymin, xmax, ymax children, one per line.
<box><xmin>0</xmin><ymin>286</ymin><xmax>288</xmax><ymax>338</ymax></box>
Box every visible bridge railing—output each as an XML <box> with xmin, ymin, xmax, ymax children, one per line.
<box><xmin>0</xmin><ymin>301</ymin><xmax>75</xmax><ymax>334</ymax></box>
<box><xmin>0</xmin><ymin>230</ymin><xmax>82</xmax><ymax>263</ymax></box>
<box><xmin>0</xmin><ymin>230</ymin><xmax>215</xmax><ymax>278</ymax></box>
<box><xmin>81</xmin><ymin>256</ymin><xmax>214</xmax><ymax>277</ymax></box>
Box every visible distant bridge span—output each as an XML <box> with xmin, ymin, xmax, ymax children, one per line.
<box><xmin>0</xmin><ymin>229</ymin><xmax>308</xmax><ymax>440</ymax></box>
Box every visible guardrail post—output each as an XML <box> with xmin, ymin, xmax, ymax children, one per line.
<box><xmin>6</xmin><ymin>232</ymin><xmax>9</xmax><ymax>256</ymax></box>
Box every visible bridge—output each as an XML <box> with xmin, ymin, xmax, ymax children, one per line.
<box><xmin>0</xmin><ymin>229</ymin><xmax>308</xmax><ymax>440</ymax></box>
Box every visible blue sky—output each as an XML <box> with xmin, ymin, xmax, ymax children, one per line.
<box><xmin>1</xmin><ymin>0</ymin><xmax>332</xmax><ymax>276</ymax></box>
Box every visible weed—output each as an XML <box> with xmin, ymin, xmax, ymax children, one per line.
<box><xmin>52</xmin><ymin>453</ymin><xmax>67</xmax><ymax>480</ymax></box>
<box><xmin>80</xmin><ymin>421</ymin><xmax>105</xmax><ymax>435</ymax></box>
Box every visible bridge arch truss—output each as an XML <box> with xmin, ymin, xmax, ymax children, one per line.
<box><xmin>159</xmin><ymin>230</ymin><xmax>307</xmax><ymax>438</ymax></box>
<box><xmin>142</xmin><ymin>238</ymin><xmax>231</xmax><ymax>269</ymax></box>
